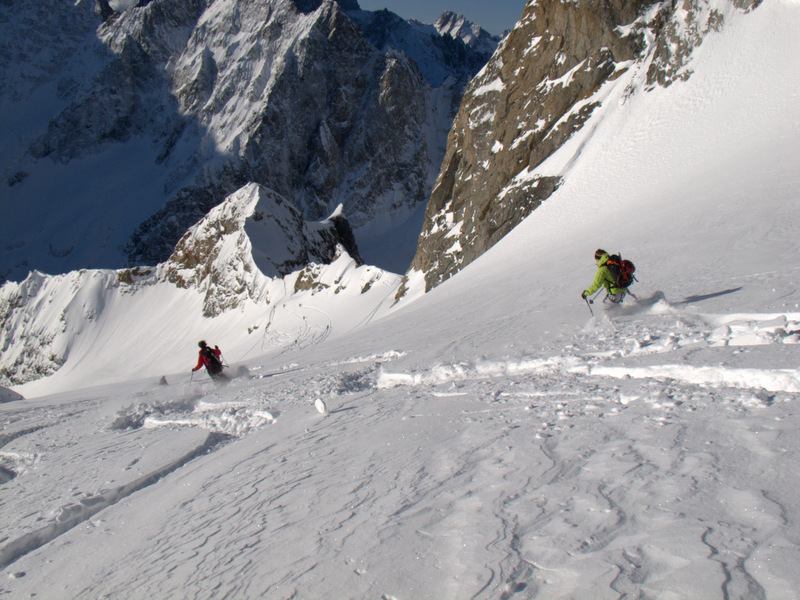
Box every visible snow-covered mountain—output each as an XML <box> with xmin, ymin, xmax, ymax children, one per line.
<box><xmin>434</xmin><ymin>10</ymin><xmax>500</xmax><ymax>56</ymax></box>
<box><xmin>1</xmin><ymin>0</ymin><xmax>800</xmax><ymax>597</ymax></box>
<box><xmin>0</xmin><ymin>0</ymin><xmax>496</xmax><ymax>282</ymax></box>
<box><xmin>405</xmin><ymin>0</ymin><xmax>764</xmax><ymax>293</ymax></box>
<box><xmin>0</xmin><ymin>183</ymin><xmax>397</xmax><ymax>388</ymax></box>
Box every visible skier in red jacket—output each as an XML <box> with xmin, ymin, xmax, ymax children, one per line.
<box><xmin>193</xmin><ymin>340</ymin><xmax>226</xmax><ymax>380</ymax></box>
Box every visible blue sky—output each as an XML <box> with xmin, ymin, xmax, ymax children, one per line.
<box><xmin>355</xmin><ymin>0</ymin><xmax>527</xmax><ymax>36</ymax></box>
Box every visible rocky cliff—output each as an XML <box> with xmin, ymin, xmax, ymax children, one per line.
<box><xmin>405</xmin><ymin>0</ymin><xmax>763</xmax><ymax>293</ymax></box>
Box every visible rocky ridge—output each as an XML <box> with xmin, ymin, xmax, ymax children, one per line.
<box><xmin>164</xmin><ymin>183</ymin><xmax>365</xmax><ymax>316</ymax></box>
<box><xmin>434</xmin><ymin>11</ymin><xmax>500</xmax><ymax>57</ymax></box>
<box><xmin>0</xmin><ymin>183</ymin><xmax>381</xmax><ymax>385</ymax></box>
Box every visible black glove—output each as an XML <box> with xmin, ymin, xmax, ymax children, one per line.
<box><xmin>581</xmin><ymin>291</ymin><xmax>587</xmax><ymax>299</ymax></box>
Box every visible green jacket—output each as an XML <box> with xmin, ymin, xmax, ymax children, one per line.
<box><xmin>584</xmin><ymin>253</ymin><xmax>627</xmax><ymax>296</ymax></box>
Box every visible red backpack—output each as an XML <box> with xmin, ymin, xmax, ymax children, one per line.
<box><xmin>605</xmin><ymin>254</ymin><xmax>636</xmax><ymax>288</ymax></box>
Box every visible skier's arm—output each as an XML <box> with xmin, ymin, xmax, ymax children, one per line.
<box><xmin>193</xmin><ymin>353</ymin><xmax>205</xmax><ymax>371</ymax></box>
<box><xmin>584</xmin><ymin>267</ymin><xmax>609</xmax><ymax>296</ymax></box>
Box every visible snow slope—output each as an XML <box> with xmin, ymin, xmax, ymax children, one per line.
<box><xmin>2</xmin><ymin>2</ymin><xmax>800</xmax><ymax>598</ymax></box>
<box><xmin>0</xmin><ymin>181</ymin><xmax>401</xmax><ymax>392</ymax></box>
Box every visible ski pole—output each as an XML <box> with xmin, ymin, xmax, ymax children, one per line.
<box><xmin>584</xmin><ymin>289</ymin><xmax>604</xmax><ymax>315</ymax></box>
<box><xmin>584</xmin><ymin>296</ymin><xmax>594</xmax><ymax>316</ymax></box>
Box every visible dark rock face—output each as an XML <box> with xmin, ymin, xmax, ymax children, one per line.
<box><xmin>406</xmin><ymin>0</ymin><xmax>761</xmax><ymax>293</ymax></box>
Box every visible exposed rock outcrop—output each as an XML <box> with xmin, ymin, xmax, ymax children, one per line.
<box><xmin>165</xmin><ymin>183</ymin><xmax>363</xmax><ymax>316</ymax></box>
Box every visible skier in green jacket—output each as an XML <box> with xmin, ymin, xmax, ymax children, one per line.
<box><xmin>581</xmin><ymin>249</ymin><xmax>628</xmax><ymax>304</ymax></box>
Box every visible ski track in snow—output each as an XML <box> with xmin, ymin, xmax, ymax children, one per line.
<box><xmin>2</xmin><ymin>302</ymin><xmax>800</xmax><ymax>597</ymax></box>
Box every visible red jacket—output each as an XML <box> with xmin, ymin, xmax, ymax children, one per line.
<box><xmin>193</xmin><ymin>346</ymin><xmax>222</xmax><ymax>371</ymax></box>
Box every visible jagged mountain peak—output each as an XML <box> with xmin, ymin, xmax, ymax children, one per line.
<box><xmin>435</xmin><ymin>11</ymin><xmax>470</xmax><ymax>33</ymax></box>
<box><xmin>346</xmin><ymin>6</ymin><xmax>498</xmax><ymax>86</ymax></box>
<box><xmin>165</xmin><ymin>182</ymin><xmax>365</xmax><ymax>316</ymax></box>
<box><xmin>434</xmin><ymin>11</ymin><xmax>494</xmax><ymax>47</ymax></box>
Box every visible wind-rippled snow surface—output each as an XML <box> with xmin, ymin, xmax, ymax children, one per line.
<box><xmin>2</xmin><ymin>300</ymin><xmax>800</xmax><ymax>598</ymax></box>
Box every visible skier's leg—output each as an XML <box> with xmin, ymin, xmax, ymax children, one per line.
<box><xmin>603</xmin><ymin>291</ymin><xmax>625</xmax><ymax>306</ymax></box>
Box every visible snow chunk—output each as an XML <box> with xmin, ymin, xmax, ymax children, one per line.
<box><xmin>473</xmin><ymin>77</ymin><xmax>505</xmax><ymax>96</ymax></box>
<box><xmin>591</xmin><ymin>365</ymin><xmax>800</xmax><ymax>393</ymax></box>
